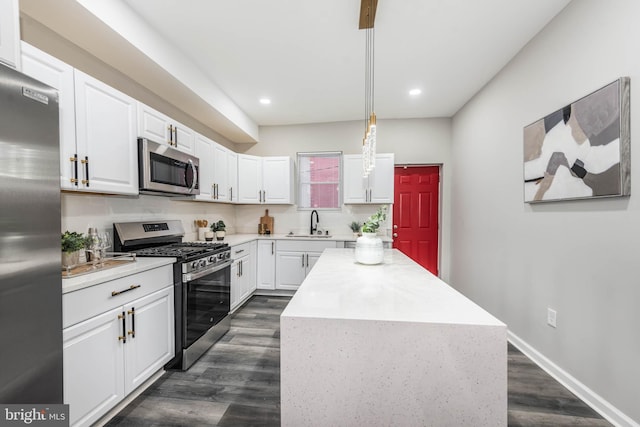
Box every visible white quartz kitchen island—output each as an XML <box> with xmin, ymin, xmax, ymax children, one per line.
<box><xmin>280</xmin><ymin>248</ymin><xmax>507</xmax><ymax>427</ymax></box>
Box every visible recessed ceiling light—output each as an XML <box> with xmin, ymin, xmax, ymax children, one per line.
<box><xmin>259</xmin><ymin>98</ymin><xmax>271</xmax><ymax>105</ymax></box>
<box><xmin>409</xmin><ymin>88</ymin><xmax>422</xmax><ymax>96</ymax></box>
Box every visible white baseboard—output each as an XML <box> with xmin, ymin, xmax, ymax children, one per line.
<box><xmin>508</xmin><ymin>331</ymin><xmax>639</xmax><ymax>427</ymax></box>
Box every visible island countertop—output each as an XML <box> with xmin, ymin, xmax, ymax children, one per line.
<box><xmin>280</xmin><ymin>248</ymin><xmax>507</xmax><ymax>426</ymax></box>
<box><xmin>281</xmin><ymin>248</ymin><xmax>504</xmax><ymax>327</ymax></box>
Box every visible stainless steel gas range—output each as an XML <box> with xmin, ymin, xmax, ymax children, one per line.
<box><xmin>113</xmin><ymin>220</ymin><xmax>231</xmax><ymax>370</ymax></box>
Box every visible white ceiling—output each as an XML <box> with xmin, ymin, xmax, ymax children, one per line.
<box><xmin>119</xmin><ymin>0</ymin><xmax>571</xmax><ymax>126</ymax></box>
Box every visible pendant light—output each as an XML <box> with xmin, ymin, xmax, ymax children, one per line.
<box><xmin>360</xmin><ymin>0</ymin><xmax>378</xmax><ymax>177</ymax></box>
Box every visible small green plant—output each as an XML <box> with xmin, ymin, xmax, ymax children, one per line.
<box><xmin>210</xmin><ymin>220</ymin><xmax>226</xmax><ymax>232</ymax></box>
<box><xmin>61</xmin><ymin>231</ymin><xmax>87</xmax><ymax>253</ymax></box>
<box><xmin>361</xmin><ymin>206</ymin><xmax>387</xmax><ymax>233</ymax></box>
<box><xmin>349</xmin><ymin>221</ymin><xmax>362</xmax><ymax>233</ymax></box>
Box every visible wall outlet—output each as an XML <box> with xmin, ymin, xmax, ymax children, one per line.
<box><xmin>547</xmin><ymin>308</ymin><xmax>557</xmax><ymax>328</ymax></box>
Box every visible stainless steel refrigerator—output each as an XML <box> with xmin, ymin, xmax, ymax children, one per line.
<box><xmin>0</xmin><ymin>63</ymin><xmax>63</xmax><ymax>403</ymax></box>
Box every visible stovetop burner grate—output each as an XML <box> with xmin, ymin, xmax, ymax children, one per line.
<box><xmin>133</xmin><ymin>242</ymin><xmax>229</xmax><ymax>261</ymax></box>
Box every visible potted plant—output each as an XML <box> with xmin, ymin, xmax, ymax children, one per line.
<box><xmin>349</xmin><ymin>221</ymin><xmax>362</xmax><ymax>238</ymax></box>
<box><xmin>211</xmin><ymin>220</ymin><xmax>226</xmax><ymax>241</ymax></box>
<box><xmin>355</xmin><ymin>206</ymin><xmax>387</xmax><ymax>265</ymax></box>
<box><xmin>61</xmin><ymin>231</ymin><xmax>87</xmax><ymax>267</ymax></box>
<box><xmin>361</xmin><ymin>206</ymin><xmax>387</xmax><ymax>235</ymax></box>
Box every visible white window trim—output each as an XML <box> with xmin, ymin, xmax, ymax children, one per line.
<box><xmin>297</xmin><ymin>151</ymin><xmax>343</xmax><ymax>211</ymax></box>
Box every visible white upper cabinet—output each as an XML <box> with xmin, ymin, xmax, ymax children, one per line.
<box><xmin>343</xmin><ymin>153</ymin><xmax>394</xmax><ymax>204</ymax></box>
<box><xmin>137</xmin><ymin>103</ymin><xmax>194</xmax><ymax>154</ymax></box>
<box><xmin>263</xmin><ymin>157</ymin><xmax>294</xmax><ymax>204</ymax></box>
<box><xmin>237</xmin><ymin>155</ymin><xmax>293</xmax><ymax>204</ymax></box>
<box><xmin>212</xmin><ymin>143</ymin><xmax>230</xmax><ymax>202</ymax></box>
<box><xmin>227</xmin><ymin>151</ymin><xmax>238</xmax><ymax>203</ymax></box>
<box><xmin>0</xmin><ymin>0</ymin><xmax>20</xmax><ymax>69</ymax></box>
<box><xmin>194</xmin><ymin>133</ymin><xmax>214</xmax><ymax>201</ymax></box>
<box><xmin>368</xmin><ymin>153</ymin><xmax>395</xmax><ymax>203</ymax></box>
<box><xmin>20</xmin><ymin>43</ymin><xmax>77</xmax><ymax>190</ymax></box>
<box><xmin>75</xmin><ymin>70</ymin><xmax>138</xmax><ymax>195</ymax></box>
<box><xmin>237</xmin><ymin>154</ymin><xmax>263</xmax><ymax>203</ymax></box>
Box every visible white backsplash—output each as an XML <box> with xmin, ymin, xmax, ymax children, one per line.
<box><xmin>62</xmin><ymin>193</ymin><xmax>236</xmax><ymax>242</ymax></box>
<box><xmin>235</xmin><ymin>204</ymin><xmax>391</xmax><ymax>236</ymax></box>
<box><xmin>62</xmin><ymin>192</ymin><xmax>391</xmax><ymax>241</ymax></box>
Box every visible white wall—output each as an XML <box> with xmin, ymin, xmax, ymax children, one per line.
<box><xmin>451</xmin><ymin>1</ymin><xmax>640</xmax><ymax>424</ymax></box>
<box><xmin>242</xmin><ymin>118</ymin><xmax>453</xmax><ymax>279</ymax></box>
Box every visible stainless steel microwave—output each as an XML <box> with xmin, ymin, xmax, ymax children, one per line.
<box><xmin>138</xmin><ymin>138</ymin><xmax>200</xmax><ymax>196</ymax></box>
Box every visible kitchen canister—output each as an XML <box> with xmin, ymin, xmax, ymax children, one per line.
<box><xmin>198</xmin><ymin>227</ymin><xmax>209</xmax><ymax>241</ymax></box>
<box><xmin>354</xmin><ymin>232</ymin><xmax>384</xmax><ymax>265</ymax></box>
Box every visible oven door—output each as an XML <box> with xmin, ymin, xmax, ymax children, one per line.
<box><xmin>183</xmin><ymin>260</ymin><xmax>231</xmax><ymax>349</ymax></box>
<box><xmin>138</xmin><ymin>138</ymin><xmax>200</xmax><ymax>195</ymax></box>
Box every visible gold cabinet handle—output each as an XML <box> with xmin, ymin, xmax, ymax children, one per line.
<box><xmin>111</xmin><ymin>284</ymin><xmax>141</xmax><ymax>297</ymax></box>
<box><xmin>127</xmin><ymin>307</ymin><xmax>136</xmax><ymax>338</ymax></box>
<box><xmin>117</xmin><ymin>311</ymin><xmax>126</xmax><ymax>343</ymax></box>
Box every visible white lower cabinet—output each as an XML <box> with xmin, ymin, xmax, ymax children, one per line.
<box><xmin>257</xmin><ymin>240</ymin><xmax>276</xmax><ymax>290</ymax></box>
<box><xmin>275</xmin><ymin>240</ymin><xmax>337</xmax><ymax>290</ymax></box>
<box><xmin>63</xmin><ymin>307</ymin><xmax>124</xmax><ymax>427</ymax></box>
<box><xmin>231</xmin><ymin>241</ymin><xmax>257</xmax><ymax>311</ymax></box>
<box><xmin>62</xmin><ymin>266</ymin><xmax>174</xmax><ymax>427</ymax></box>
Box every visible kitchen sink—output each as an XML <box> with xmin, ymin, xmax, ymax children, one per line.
<box><xmin>286</xmin><ymin>234</ymin><xmax>332</xmax><ymax>238</ymax></box>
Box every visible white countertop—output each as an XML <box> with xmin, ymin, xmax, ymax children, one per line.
<box><xmin>62</xmin><ymin>257</ymin><xmax>176</xmax><ymax>294</ymax></box>
<box><xmin>282</xmin><ymin>248</ymin><xmax>505</xmax><ymax>326</ymax></box>
<box><xmin>61</xmin><ymin>234</ymin><xmax>393</xmax><ymax>294</ymax></box>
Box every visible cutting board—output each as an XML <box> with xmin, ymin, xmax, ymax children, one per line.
<box><xmin>260</xmin><ymin>209</ymin><xmax>274</xmax><ymax>234</ymax></box>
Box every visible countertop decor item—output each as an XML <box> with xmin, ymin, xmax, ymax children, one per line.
<box><xmin>349</xmin><ymin>221</ymin><xmax>362</xmax><ymax>237</ymax></box>
<box><xmin>260</xmin><ymin>209</ymin><xmax>274</xmax><ymax>234</ymax></box>
<box><xmin>361</xmin><ymin>205</ymin><xmax>387</xmax><ymax>233</ymax></box>
<box><xmin>211</xmin><ymin>220</ymin><xmax>226</xmax><ymax>241</ymax></box>
<box><xmin>355</xmin><ymin>206</ymin><xmax>387</xmax><ymax>264</ymax></box>
<box><xmin>62</xmin><ymin>231</ymin><xmax>87</xmax><ymax>267</ymax></box>
<box><xmin>196</xmin><ymin>219</ymin><xmax>209</xmax><ymax>240</ymax></box>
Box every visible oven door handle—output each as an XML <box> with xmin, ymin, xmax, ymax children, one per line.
<box><xmin>183</xmin><ymin>259</ymin><xmax>232</xmax><ymax>282</ymax></box>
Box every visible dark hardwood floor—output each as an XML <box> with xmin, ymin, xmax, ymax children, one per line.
<box><xmin>106</xmin><ymin>296</ymin><xmax>611</xmax><ymax>427</ymax></box>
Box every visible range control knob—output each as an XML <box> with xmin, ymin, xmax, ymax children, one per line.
<box><xmin>199</xmin><ymin>259</ymin><xmax>207</xmax><ymax>268</ymax></box>
<box><xmin>209</xmin><ymin>256</ymin><xmax>216</xmax><ymax>263</ymax></box>
<box><xmin>218</xmin><ymin>253</ymin><xmax>225</xmax><ymax>261</ymax></box>
<box><xmin>191</xmin><ymin>261</ymin><xmax>199</xmax><ymax>269</ymax></box>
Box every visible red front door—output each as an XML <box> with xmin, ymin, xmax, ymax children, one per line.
<box><xmin>392</xmin><ymin>166</ymin><xmax>440</xmax><ymax>275</ymax></box>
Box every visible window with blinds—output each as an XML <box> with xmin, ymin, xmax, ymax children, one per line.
<box><xmin>297</xmin><ymin>152</ymin><xmax>342</xmax><ymax>209</ymax></box>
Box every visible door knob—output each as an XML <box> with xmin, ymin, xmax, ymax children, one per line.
<box><xmin>393</xmin><ymin>233</ymin><xmax>398</xmax><ymax>238</ymax></box>
<box><xmin>393</xmin><ymin>225</ymin><xmax>398</xmax><ymax>229</ymax></box>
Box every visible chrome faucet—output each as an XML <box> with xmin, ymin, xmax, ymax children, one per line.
<box><xmin>310</xmin><ymin>210</ymin><xmax>319</xmax><ymax>235</ymax></box>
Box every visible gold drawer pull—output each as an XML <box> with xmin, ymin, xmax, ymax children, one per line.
<box><xmin>111</xmin><ymin>284</ymin><xmax>141</xmax><ymax>297</ymax></box>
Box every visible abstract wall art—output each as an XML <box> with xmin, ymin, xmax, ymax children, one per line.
<box><xmin>523</xmin><ymin>77</ymin><xmax>630</xmax><ymax>203</ymax></box>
